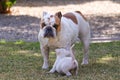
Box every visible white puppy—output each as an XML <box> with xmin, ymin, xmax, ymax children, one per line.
<box><xmin>49</xmin><ymin>45</ymin><xmax>78</xmax><ymax>76</ymax></box>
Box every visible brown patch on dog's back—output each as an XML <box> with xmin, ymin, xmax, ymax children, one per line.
<box><xmin>63</xmin><ymin>13</ymin><xmax>78</xmax><ymax>24</ymax></box>
<box><xmin>75</xmin><ymin>11</ymin><xmax>87</xmax><ymax>21</ymax></box>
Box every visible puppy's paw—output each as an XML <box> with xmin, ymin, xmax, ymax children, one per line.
<box><xmin>49</xmin><ymin>69</ymin><xmax>55</xmax><ymax>73</ymax></box>
<box><xmin>66</xmin><ymin>72</ymin><xmax>72</xmax><ymax>77</ymax></box>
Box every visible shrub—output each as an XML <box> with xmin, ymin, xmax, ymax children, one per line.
<box><xmin>0</xmin><ymin>0</ymin><xmax>16</xmax><ymax>14</ymax></box>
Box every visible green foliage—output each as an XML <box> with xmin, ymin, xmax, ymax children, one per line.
<box><xmin>10</xmin><ymin>0</ymin><xmax>16</xmax><ymax>4</ymax></box>
<box><xmin>1</xmin><ymin>0</ymin><xmax>16</xmax><ymax>8</ymax></box>
<box><xmin>0</xmin><ymin>0</ymin><xmax>16</xmax><ymax>13</ymax></box>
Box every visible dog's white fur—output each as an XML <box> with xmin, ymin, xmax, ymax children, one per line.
<box><xmin>38</xmin><ymin>11</ymin><xmax>90</xmax><ymax>69</ymax></box>
<box><xmin>49</xmin><ymin>45</ymin><xmax>78</xmax><ymax>76</ymax></box>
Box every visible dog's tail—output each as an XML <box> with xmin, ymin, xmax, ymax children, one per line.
<box><xmin>70</xmin><ymin>44</ymin><xmax>76</xmax><ymax>60</ymax></box>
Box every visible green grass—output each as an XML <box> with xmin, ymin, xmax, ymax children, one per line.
<box><xmin>0</xmin><ymin>40</ymin><xmax>120</xmax><ymax>80</ymax></box>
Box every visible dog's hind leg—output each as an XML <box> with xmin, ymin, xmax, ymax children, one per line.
<box><xmin>81</xmin><ymin>36</ymin><xmax>90</xmax><ymax>65</ymax></box>
<box><xmin>78</xmin><ymin>22</ymin><xmax>90</xmax><ymax>65</ymax></box>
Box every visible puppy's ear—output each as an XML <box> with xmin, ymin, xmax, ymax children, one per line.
<box><xmin>55</xmin><ymin>49</ymin><xmax>59</xmax><ymax>53</ymax></box>
<box><xmin>55</xmin><ymin>11</ymin><xmax>62</xmax><ymax>19</ymax></box>
<box><xmin>55</xmin><ymin>49</ymin><xmax>61</xmax><ymax>55</ymax></box>
<box><xmin>43</xmin><ymin>11</ymin><xmax>48</xmax><ymax>16</ymax></box>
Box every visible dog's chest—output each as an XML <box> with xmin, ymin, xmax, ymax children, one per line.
<box><xmin>48</xmin><ymin>37</ymin><xmax>65</xmax><ymax>48</ymax></box>
<box><xmin>47</xmin><ymin>30</ymin><xmax>78</xmax><ymax>48</ymax></box>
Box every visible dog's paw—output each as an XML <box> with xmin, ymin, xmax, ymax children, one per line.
<box><xmin>81</xmin><ymin>60</ymin><xmax>88</xmax><ymax>65</ymax></box>
<box><xmin>42</xmin><ymin>65</ymin><xmax>49</xmax><ymax>69</ymax></box>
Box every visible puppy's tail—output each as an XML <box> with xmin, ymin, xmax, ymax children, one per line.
<box><xmin>70</xmin><ymin>44</ymin><xmax>76</xmax><ymax>60</ymax></box>
<box><xmin>70</xmin><ymin>44</ymin><xmax>79</xmax><ymax>75</ymax></box>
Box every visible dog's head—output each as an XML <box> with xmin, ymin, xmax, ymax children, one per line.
<box><xmin>40</xmin><ymin>11</ymin><xmax>62</xmax><ymax>38</ymax></box>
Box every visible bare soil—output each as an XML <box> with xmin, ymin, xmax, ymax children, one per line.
<box><xmin>0</xmin><ymin>0</ymin><xmax>120</xmax><ymax>42</ymax></box>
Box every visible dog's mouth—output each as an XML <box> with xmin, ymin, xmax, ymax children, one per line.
<box><xmin>44</xmin><ymin>27</ymin><xmax>55</xmax><ymax>38</ymax></box>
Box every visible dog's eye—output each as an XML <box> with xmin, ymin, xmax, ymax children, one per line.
<box><xmin>53</xmin><ymin>24</ymin><xmax>59</xmax><ymax>29</ymax></box>
<box><xmin>41</xmin><ymin>23</ymin><xmax>46</xmax><ymax>28</ymax></box>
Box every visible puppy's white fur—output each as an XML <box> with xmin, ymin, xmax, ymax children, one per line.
<box><xmin>49</xmin><ymin>46</ymin><xmax>78</xmax><ymax>76</ymax></box>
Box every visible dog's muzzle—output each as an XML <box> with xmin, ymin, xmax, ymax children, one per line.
<box><xmin>44</xmin><ymin>26</ymin><xmax>54</xmax><ymax>38</ymax></box>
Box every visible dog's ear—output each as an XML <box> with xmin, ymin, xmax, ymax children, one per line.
<box><xmin>55</xmin><ymin>11</ymin><xmax>62</xmax><ymax>19</ymax></box>
<box><xmin>43</xmin><ymin>11</ymin><xmax>48</xmax><ymax>16</ymax></box>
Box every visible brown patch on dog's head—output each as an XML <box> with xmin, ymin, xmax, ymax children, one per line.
<box><xmin>54</xmin><ymin>11</ymin><xmax>62</xmax><ymax>32</ymax></box>
<box><xmin>40</xmin><ymin>11</ymin><xmax>55</xmax><ymax>29</ymax></box>
<box><xmin>63</xmin><ymin>13</ymin><xmax>78</xmax><ymax>24</ymax></box>
<box><xmin>75</xmin><ymin>11</ymin><xmax>87</xmax><ymax>21</ymax></box>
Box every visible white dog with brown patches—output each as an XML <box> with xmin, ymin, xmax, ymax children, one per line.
<box><xmin>49</xmin><ymin>45</ymin><xmax>78</xmax><ymax>76</ymax></box>
<box><xmin>38</xmin><ymin>11</ymin><xmax>90</xmax><ymax>69</ymax></box>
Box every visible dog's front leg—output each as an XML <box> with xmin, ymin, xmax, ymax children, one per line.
<box><xmin>41</xmin><ymin>46</ymin><xmax>49</xmax><ymax>69</ymax></box>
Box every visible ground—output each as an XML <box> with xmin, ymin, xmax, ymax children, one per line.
<box><xmin>0</xmin><ymin>0</ymin><xmax>120</xmax><ymax>80</ymax></box>
<box><xmin>0</xmin><ymin>0</ymin><xmax>120</xmax><ymax>42</ymax></box>
<box><xmin>0</xmin><ymin>41</ymin><xmax>120</xmax><ymax>80</ymax></box>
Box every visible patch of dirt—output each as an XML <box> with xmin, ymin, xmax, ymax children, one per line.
<box><xmin>0</xmin><ymin>0</ymin><xmax>120</xmax><ymax>41</ymax></box>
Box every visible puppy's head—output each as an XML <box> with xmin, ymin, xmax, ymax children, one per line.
<box><xmin>40</xmin><ymin>11</ymin><xmax>62</xmax><ymax>38</ymax></box>
<box><xmin>55</xmin><ymin>48</ymin><xmax>70</xmax><ymax>57</ymax></box>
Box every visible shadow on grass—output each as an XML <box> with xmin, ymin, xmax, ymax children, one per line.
<box><xmin>88</xmin><ymin>15</ymin><xmax>120</xmax><ymax>39</ymax></box>
<box><xmin>0</xmin><ymin>14</ymin><xmax>40</xmax><ymax>41</ymax></box>
<box><xmin>0</xmin><ymin>14</ymin><xmax>120</xmax><ymax>42</ymax></box>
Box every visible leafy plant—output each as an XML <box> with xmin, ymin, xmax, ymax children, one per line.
<box><xmin>0</xmin><ymin>0</ymin><xmax>16</xmax><ymax>13</ymax></box>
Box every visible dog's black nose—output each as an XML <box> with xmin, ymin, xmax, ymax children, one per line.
<box><xmin>46</xmin><ymin>26</ymin><xmax>52</xmax><ymax>31</ymax></box>
<box><xmin>44</xmin><ymin>27</ymin><xmax>54</xmax><ymax>38</ymax></box>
